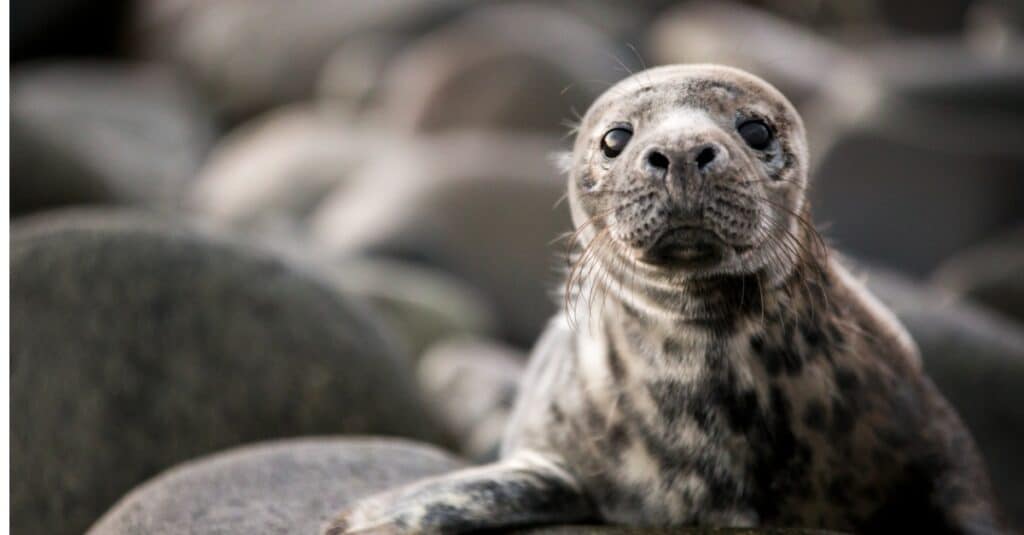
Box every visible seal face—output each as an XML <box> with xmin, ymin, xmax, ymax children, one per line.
<box><xmin>323</xmin><ymin>65</ymin><xmax>1003</xmax><ymax>535</ymax></box>
<box><xmin>567</xmin><ymin>65</ymin><xmax>808</xmax><ymax>286</ymax></box>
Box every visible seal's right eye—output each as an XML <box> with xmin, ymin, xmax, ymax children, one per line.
<box><xmin>601</xmin><ymin>128</ymin><xmax>632</xmax><ymax>158</ymax></box>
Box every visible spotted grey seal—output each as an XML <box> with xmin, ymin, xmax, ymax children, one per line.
<box><xmin>324</xmin><ymin>64</ymin><xmax>1003</xmax><ymax>534</ymax></box>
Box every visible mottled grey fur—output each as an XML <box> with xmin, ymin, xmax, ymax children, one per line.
<box><xmin>324</xmin><ymin>65</ymin><xmax>1002</xmax><ymax>534</ymax></box>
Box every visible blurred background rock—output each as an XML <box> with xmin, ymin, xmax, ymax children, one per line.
<box><xmin>10</xmin><ymin>0</ymin><xmax>1023</xmax><ymax>533</ymax></box>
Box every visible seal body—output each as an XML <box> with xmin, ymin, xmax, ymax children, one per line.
<box><xmin>504</xmin><ymin>257</ymin><xmax>997</xmax><ymax>531</ymax></box>
<box><xmin>325</xmin><ymin>65</ymin><xmax>1002</xmax><ymax>534</ymax></box>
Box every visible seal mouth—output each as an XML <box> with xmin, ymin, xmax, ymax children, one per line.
<box><xmin>639</xmin><ymin>226</ymin><xmax>729</xmax><ymax>268</ymax></box>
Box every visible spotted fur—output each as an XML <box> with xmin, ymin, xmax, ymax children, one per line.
<box><xmin>323</xmin><ymin>65</ymin><xmax>1002</xmax><ymax>534</ymax></box>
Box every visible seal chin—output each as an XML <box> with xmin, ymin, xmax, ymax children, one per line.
<box><xmin>637</xmin><ymin>227</ymin><xmax>733</xmax><ymax>269</ymax></box>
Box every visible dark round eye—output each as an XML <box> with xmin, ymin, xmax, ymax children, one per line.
<box><xmin>738</xmin><ymin>120</ymin><xmax>772</xmax><ymax>150</ymax></box>
<box><xmin>601</xmin><ymin>128</ymin><xmax>632</xmax><ymax>158</ymax></box>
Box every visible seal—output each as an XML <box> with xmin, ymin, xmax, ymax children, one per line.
<box><xmin>323</xmin><ymin>64</ymin><xmax>1003</xmax><ymax>534</ymax></box>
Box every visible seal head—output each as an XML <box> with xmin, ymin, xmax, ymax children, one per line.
<box><xmin>565</xmin><ymin>64</ymin><xmax>809</xmax><ymax>285</ymax></box>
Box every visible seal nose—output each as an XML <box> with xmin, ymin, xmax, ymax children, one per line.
<box><xmin>693</xmin><ymin>144</ymin><xmax>718</xmax><ymax>171</ymax></box>
<box><xmin>641</xmin><ymin>142</ymin><xmax>728</xmax><ymax>178</ymax></box>
<box><xmin>646</xmin><ymin>150</ymin><xmax>670</xmax><ymax>172</ymax></box>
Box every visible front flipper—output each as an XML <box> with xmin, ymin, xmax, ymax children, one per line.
<box><xmin>323</xmin><ymin>452</ymin><xmax>592</xmax><ymax>534</ymax></box>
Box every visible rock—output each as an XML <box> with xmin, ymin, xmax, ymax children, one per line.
<box><xmin>327</xmin><ymin>258</ymin><xmax>498</xmax><ymax>358</ymax></box>
<box><xmin>859</xmin><ymin>263</ymin><xmax>1024</xmax><ymax>526</ymax></box>
<box><xmin>309</xmin><ymin>131</ymin><xmax>572</xmax><ymax>347</ymax></box>
<box><xmin>188</xmin><ymin>106</ymin><xmax>385</xmax><ymax>240</ymax></box>
<box><xmin>808</xmin><ymin>38</ymin><xmax>1024</xmax><ymax>275</ymax></box>
<box><xmin>130</xmin><ymin>0</ymin><xmax>468</xmax><ymax>118</ymax></box>
<box><xmin>316</xmin><ymin>33</ymin><xmax>406</xmax><ymax>115</ymax></box>
<box><xmin>418</xmin><ymin>337</ymin><xmax>527</xmax><ymax>460</ymax></box>
<box><xmin>12</xmin><ymin>209</ymin><xmax>446</xmax><ymax>535</ymax></box>
<box><xmin>88</xmin><ymin>438</ymin><xmax>465</xmax><ymax>534</ymax></box>
<box><xmin>812</xmin><ymin>127</ymin><xmax>1024</xmax><ymax>276</ymax></box>
<box><xmin>372</xmin><ymin>2</ymin><xmax>624</xmax><ymax>135</ymax></box>
<box><xmin>874</xmin><ymin>0</ymin><xmax>974</xmax><ymax>34</ymax></box>
<box><xmin>648</xmin><ymin>1</ymin><xmax>853</xmax><ymax>111</ymax></box>
<box><xmin>932</xmin><ymin>225</ymin><xmax>1024</xmax><ymax>324</ymax></box>
<box><xmin>11</xmin><ymin>62</ymin><xmax>215</xmax><ymax>216</ymax></box>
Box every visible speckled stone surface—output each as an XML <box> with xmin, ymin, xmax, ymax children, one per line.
<box><xmin>89</xmin><ymin>438</ymin><xmax>465</xmax><ymax>535</ymax></box>
<box><xmin>12</xmin><ymin>209</ymin><xmax>447</xmax><ymax>535</ymax></box>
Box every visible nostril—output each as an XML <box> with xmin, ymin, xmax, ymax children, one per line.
<box><xmin>647</xmin><ymin>151</ymin><xmax>670</xmax><ymax>170</ymax></box>
<box><xmin>696</xmin><ymin>146</ymin><xmax>717</xmax><ymax>170</ymax></box>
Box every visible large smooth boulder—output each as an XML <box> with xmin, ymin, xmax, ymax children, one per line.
<box><xmin>371</xmin><ymin>2</ymin><xmax>624</xmax><ymax>135</ymax></box>
<box><xmin>861</xmin><ymin>264</ymin><xmax>1024</xmax><ymax>525</ymax></box>
<box><xmin>188</xmin><ymin>106</ymin><xmax>383</xmax><ymax>239</ymax></box>
<box><xmin>309</xmin><ymin>131</ymin><xmax>572</xmax><ymax>347</ymax></box>
<box><xmin>11</xmin><ymin>62</ymin><xmax>215</xmax><ymax>216</ymax></box>
<box><xmin>88</xmin><ymin>438</ymin><xmax>465</xmax><ymax>534</ymax></box>
<box><xmin>932</xmin><ymin>225</ymin><xmax>1024</xmax><ymax>324</ymax></box>
<box><xmin>130</xmin><ymin>0</ymin><xmax>468</xmax><ymax>118</ymax></box>
<box><xmin>12</xmin><ymin>210</ymin><xmax>446</xmax><ymax>535</ymax></box>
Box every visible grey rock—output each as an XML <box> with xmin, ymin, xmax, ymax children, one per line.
<box><xmin>812</xmin><ymin>127</ymin><xmax>1024</xmax><ymax>276</ymax></box>
<box><xmin>372</xmin><ymin>2</ymin><xmax>624</xmax><ymax>135</ymax></box>
<box><xmin>809</xmin><ymin>38</ymin><xmax>1024</xmax><ymax>275</ymax></box>
<box><xmin>12</xmin><ymin>209</ymin><xmax>446</xmax><ymax>535</ymax></box>
<box><xmin>418</xmin><ymin>337</ymin><xmax>527</xmax><ymax>460</ymax></box>
<box><xmin>860</xmin><ymin>263</ymin><xmax>1024</xmax><ymax>526</ymax></box>
<box><xmin>648</xmin><ymin>1</ymin><xmax>853</xmax><ymax>110</ymax></box>
<box><xmin>932</xmin><ymin>225</ymin><xmax>1024</xmax><ymax>324</ymax></box>
<box><xmin>316</xmin><ymin>33</ymin><xmax>406</xmax><ymax>115</ymax></box>
<box><xmin>327</xmin><ymin>258</ymin><xmax>498</xmax><ymax>358</ymax></box>
<box><xmin>11</xmin><ymin>62</ymin><xmax>215</xmax><ymax>216</ymax></box>
<box><xmin>188</xmin><ymin>106</ymin><xmax>385</xmax><ymax>240</ymax></box>
<box><xmin>88</xmin><ymin>438</ymin><xmax>465</xmax><ymax>535</ymax></box>
<box><xmin>131</xmin><ymin>0</ymin><xmax>468</xmax><ymax>118</ymax></box>
<box><xmin>309</xmin><ymin>131</ymin><xmax>572</xmax><ymax>347</ymax></box>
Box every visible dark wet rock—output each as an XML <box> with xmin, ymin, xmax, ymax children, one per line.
<box><xmin>309</xmin><ymin>131</ymin><xmax>571</xmax><ymax>347</ymax></box>
<box><xmin>932</xmin><ymin>225</ymin><xmax>1024</xmax><ymax>324</ymax></box>
<box><xmin>88</xmin><ymin>438</ymin><xmax>465</xmax><ymax>535</ymax></box>
<box><xmin>131</xmin><ymin>0</ymin><xmax>468</xmax><ymax>118</ymax></box>
<box><xmin>328</xmin><ymin>258</ymin><xmax>498</xmax><ymax>358</ymax></box>
<box><xmin>418</xmin><ymin>337</ymin><xmax>527</xmax><ymax>460</ymax></box>
<box><xmin>372</xmin><ymin>2</ymin><xmax>623</xmax><ymax>135</ymax></box>
<box><xmin>12</xmin><ymin>209</ymin><xmax>446</xmax><ymax>535</ymax></box>
<box><xmin>11</xmin><ymin>62</ymin><xmax>215</xmax><ymax>216</ymax></box>
<box><xmin>188</xmin><ymin>106</ymin><xmax>384</xmax><ymax>240</ymax></box>
<box><xmin>860</xmin><ymin>264</ymin><xmax>1024</xmax><ymax>525</ymax></box>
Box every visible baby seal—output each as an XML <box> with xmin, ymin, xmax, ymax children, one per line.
<box><xmin>325</xmin><ymin>65</ymin><xmax>1002</xmax><ymax>534</ymax></box>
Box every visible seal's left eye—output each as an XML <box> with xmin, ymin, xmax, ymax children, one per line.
<box><xmin>601</xmin><ymin>128</ymin><xmax>632</xmax><ymax>158</ymax></box>
<box><xmin>738</xmin><ymin>120</ymin><xmax>772</xmax><ymax>150</ymax></box>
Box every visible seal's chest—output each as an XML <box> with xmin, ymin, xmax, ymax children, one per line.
<box><xmin>572</xmin><ymin>320</ymin><xmax>833</xmax><ymax>524</ymax></box>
